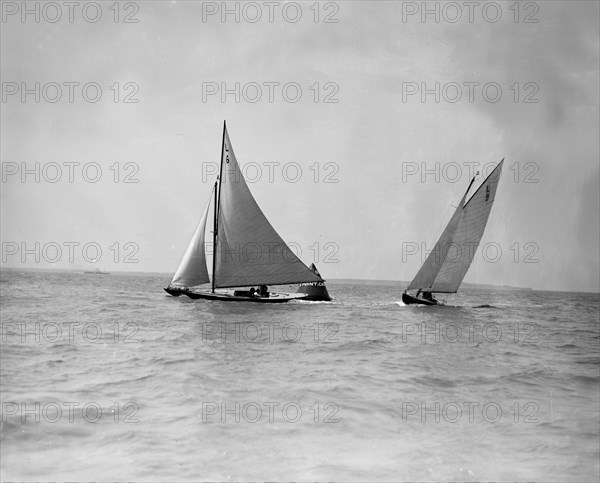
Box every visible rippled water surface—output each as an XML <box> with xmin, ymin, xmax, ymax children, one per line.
<box><xmin>1</xmin><ymin>270</ymin><xmax>598</xmax><ymax>481</ymax></box>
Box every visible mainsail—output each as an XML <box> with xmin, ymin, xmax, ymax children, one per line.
<box><xmin>407</xmin><ymin>159</ymin><xmax>504</xmax><ymax>294</ymax></box>
<box><xmin>213</xmin><ymin>125</ymin><xmax>323</xmax><ymax>288</ymax></box>
<box><xmin>170</xmin><ymin>186</ymin><xmax>214</xmax><ymax>287</ymax></box>
<box><xmin>407</xmin><ymin>192</ymin><xmax>467</xmax><ymax>291</ymax></box>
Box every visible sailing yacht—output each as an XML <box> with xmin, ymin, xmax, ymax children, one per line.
<box><xmin>165</xmin><ymin>122</ymin><xmax>329</xmax><ymax>303</ymax></box>
<box><xmin>402</xmin><ymin>159</ymin><xmax>504</xmax><ymax>305</ymax></box>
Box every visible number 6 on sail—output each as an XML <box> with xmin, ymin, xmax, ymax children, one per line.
<box><xmin>164</xmin><ymin>121</ymin><xmax>331</xmax><ymax>303</ymax></box>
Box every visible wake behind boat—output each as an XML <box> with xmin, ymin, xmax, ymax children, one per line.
<box><xmin>402</xmin><ymin>159</ymin><xmax>504</xmax><ymax>306</ymax></box>
<box><xmin>164</xmin><ymin>121</ymin><xmax>331</xmax><ymax>303</ymax></box>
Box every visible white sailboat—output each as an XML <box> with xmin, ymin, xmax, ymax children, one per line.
<box><xmin>165</xmin><ymin>121</ymin><xmax>327</xmax><ymax>303</ymax></box>
<box><xmin>402</xmin><ymin>159</ymin><xmax>504</xmax><ymax>305</ymax></box>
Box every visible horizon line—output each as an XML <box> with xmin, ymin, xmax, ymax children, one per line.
<box><xmin>2</xmin><ymin>266</ymin><xmax>599</xmax><ymax>295</ymax></box>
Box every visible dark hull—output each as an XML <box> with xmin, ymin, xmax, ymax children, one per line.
<box><xmin>164</xmin><ymin>287</ymin><xmax>183</xmax><ymax>297</ymax></box>
<box><xmin>170</xmin><ymin>288</ymin><xmax>308</xmax><ymax>303</ymax></box>
<box><xmin>296</xmin><ymin>284</ymin><xmax>332</xmax><ymax>302</ymax></box>
<box><xmin>402</xmin><ymin>292</ymin><xmax>438</xmax><ymax>306</ymax></box>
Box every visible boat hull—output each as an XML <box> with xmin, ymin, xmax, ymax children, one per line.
<box><xmin>173</xmin><ymin>288</ymin><xmax>309</xmax><ymax>303</ymax></box>
<box><xmin>402</xmin><ymin>292</ymin><xmax>438</xmax><ymax>306</ymax></box>
<box><xmin>164</xmin><ymin>287</ymin><xmax>184</xmax><ymax>297</ymax></box>
<box><xmin>296</xmin><ymin>284</ymin><xmax>331</xmax><ymax>301</ymax></box>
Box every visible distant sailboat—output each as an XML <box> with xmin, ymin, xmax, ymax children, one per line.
<box><xmin>164</xmin><ymin>121</ymin><xmax>329</xmax><ymax>303</ymax></box>
<box><xmin>402</xmin><ymin>159</ymin><xmax>504</xmax><ymax>305</ymax></box>
<box><xmin>84</xmin><ymin>268</ymin><xmax>110</xmax><ymax>275</ymax></box>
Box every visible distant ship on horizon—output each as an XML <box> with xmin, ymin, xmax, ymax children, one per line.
<box><xmin>83</xmin><ymin>268</ymin><xmax>110</xmax><ymax>275</ymax></box>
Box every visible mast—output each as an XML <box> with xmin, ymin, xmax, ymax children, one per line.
<box><xmin>465</xmin><ymin>172</ymin><xmax>478</xmax><ymax>199</ymax></box>
<box><xmin>210</xmin><ymin>180</ymin><xmax>218</xmax><ymax>292</ymax></box>
<box><xmin>463</xmin><ymin>158</ymin><xmax>504</xmax><ymax>209</ymax></box>
<box><xmin>211</xmin><ymin>120</ymin><xmax>227</xmax><ymax>293</ymax></box>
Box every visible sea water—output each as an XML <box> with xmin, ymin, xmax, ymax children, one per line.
<box><xmin>1</xmin><ymin>270</ymin><xmax>598</xmax><ymax>481</ymax></box>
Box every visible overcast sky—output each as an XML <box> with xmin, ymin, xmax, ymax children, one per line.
<box><xmin>1</xmin><ymin>0</ymin><xmax>598</xmax><ymax>292</ymax></box>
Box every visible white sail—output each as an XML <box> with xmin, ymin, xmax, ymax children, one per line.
<box><xmin>408</xmin><ymin>159</ymin><xmax>504</xmax><ymax>293</ymax></box>
<box><xmin>431</xmin><ymin>159</ymin><xmax>503</xmax><ymax>292</ymax></box>
<box><xmin>407</xmin><ymin>193</ymin><xmax>467</xmax><ymax>291</ymax></box>
<box><xmin>214</xmin><ymin>127</ymin><xmax>323</xmax><ymax>288</ymax></box>
<box><xmin>171</xmin><ymin>187</ymin><xmax>213</xmax><ymax>287</ymax></box>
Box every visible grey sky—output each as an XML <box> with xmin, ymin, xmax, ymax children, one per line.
<box><xmin>1</xmin><ymin>1</ymin><xmax>598</xmax><ymax>292</ymax></box>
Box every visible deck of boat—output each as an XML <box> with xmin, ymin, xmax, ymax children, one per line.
<box><xmin>165</xmin><ymin>288</ymin><xmax>308</xmax><ymax>303</ymax></box>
